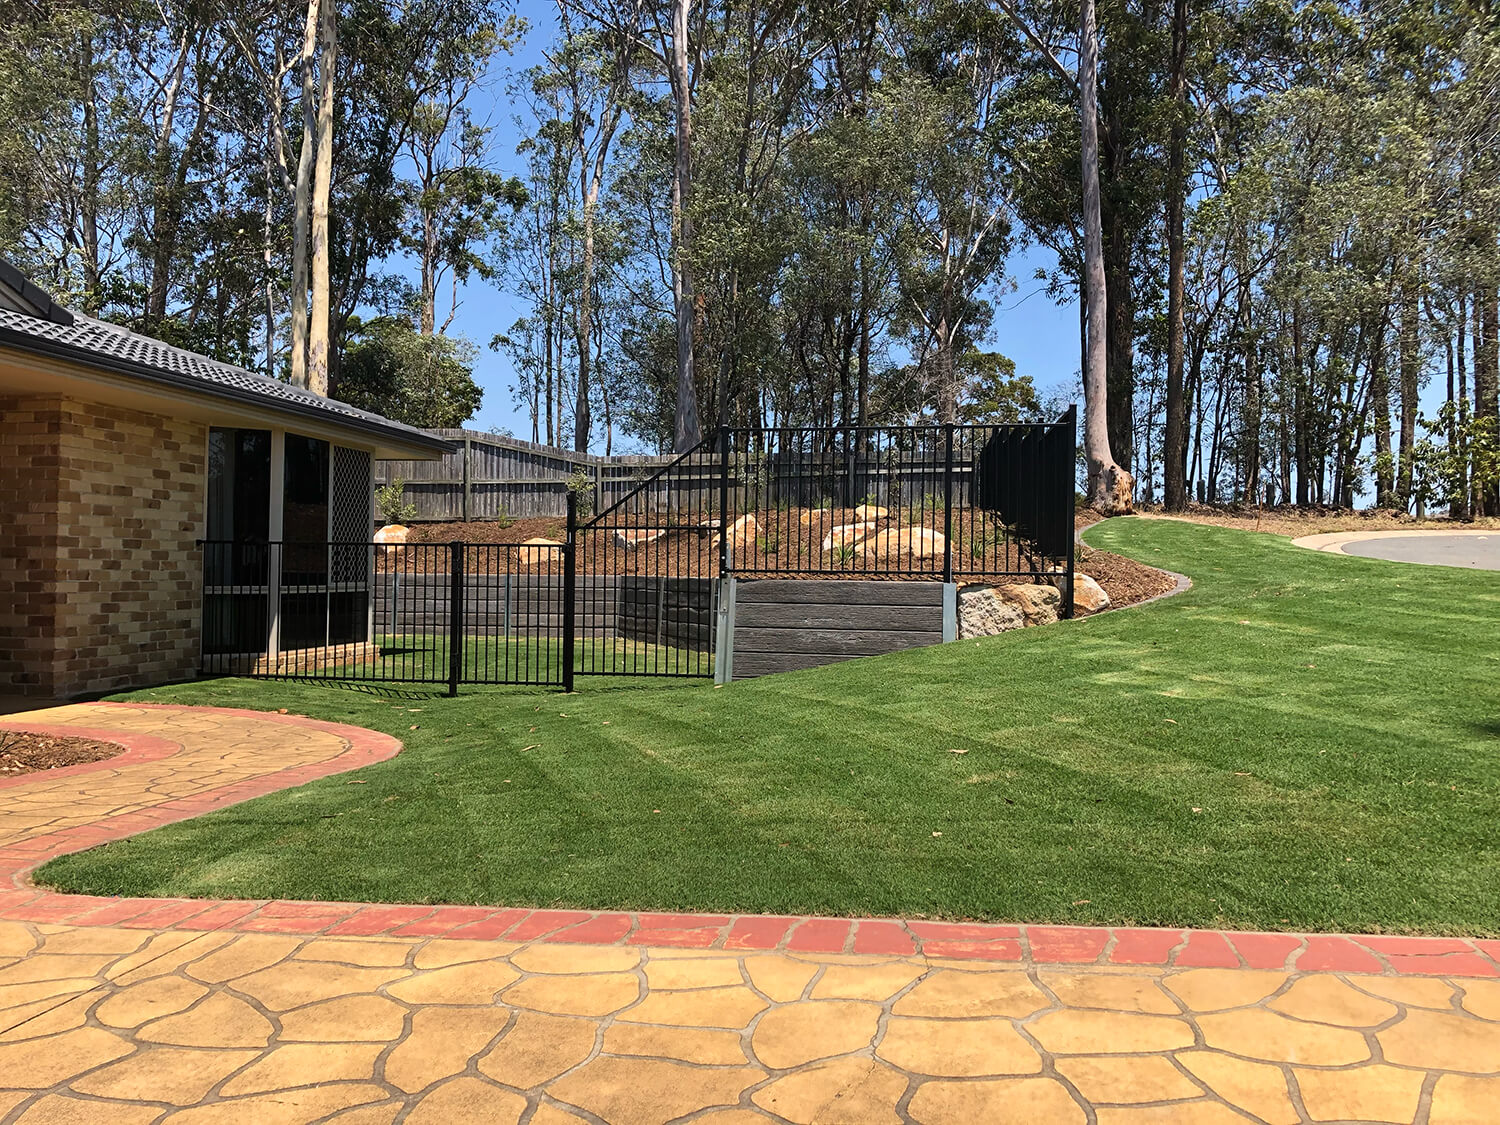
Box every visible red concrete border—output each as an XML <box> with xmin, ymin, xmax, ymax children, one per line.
<box><xmin>0</xmin><ymin>702</ymin><xmax>1495</xmax><ymax>978</ymax></box>
<box><xmin>0</xmin><ymin>725</ymin><xmax>179</xmax><ymax>791</ymax></box>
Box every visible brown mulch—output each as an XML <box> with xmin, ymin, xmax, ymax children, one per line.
<box><xmin>407</xmin><ymin>517</ymin><xmax>564</xmax><ymax>545</ymax></box>
<box><xmin>1129</xmin><ymin>503</ymin><xmax>1500</xmax><ymax>538</ymax></box>
<box><xmin>397</xmin><ymin>508</ymin><xmax>1063</xmax><ymax>581</ymax></box>
<box><xmin>1070</xmin><ymin>511</ymin><xmax>1181</xmax><ymax>613</ymax></box>
<box><xmin>0</xmin><ymin>730</ymin><xmax>124</xmax><ymax>778</ymax></box>
<box><xmin>1075</xmin><ymin>542</ymin><xmax>1180</xmax><ymax>611</ymax></box>
<box><xmin>395</xmin><ymin>511</ymin><xmax>1183</xmax><ymax>616</ymax></box>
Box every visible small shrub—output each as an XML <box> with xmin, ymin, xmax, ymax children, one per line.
<box><xmin>376</xmin><ymin>480</ymin><xmax>417</xmax><ymax>525</ymax></box>
<box><xmin>833</xmin><ymin>543</ymin><xmax>857</xmax><ymax>569</ymax></box>
<box><xmin>566</xmin><ymin>468</ymin><xmax>596</xmax><ymax>520</ymax></box>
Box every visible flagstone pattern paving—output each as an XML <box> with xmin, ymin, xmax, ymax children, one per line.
<box><xmin>0</xmin><ymin>703</ymin><xmax>1494</xmax><ymax>1122</ymax></box>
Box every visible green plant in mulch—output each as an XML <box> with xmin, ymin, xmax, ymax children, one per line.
<box><xmin>375</xmin><ymin>480</ymin><xmax>417</xmax><ymax>525</ymax></box>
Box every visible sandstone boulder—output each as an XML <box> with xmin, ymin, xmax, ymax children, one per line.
<box><xmin>613</xmin><ymin>528</ymin><xmax>667</xmax><ymax>551</ymax></box>
<box><xmin>519</xmin><ymin>537</ymin><xmax>562</xmax><ymax>566</ymax></box>
<box><xmin>994</xmin><ymin>582</ymin><xmax>1061</xmax><ymax>626</ymax></box>
<box><xmin>853</xmin><ymin>503</ymin><xmax>889</xmax><ymax>522</ymax></box>
<box><xmin>1069</xmin><ymin>573</ymin><xmax>1110</xmax><ymax>613</ymax></box>
<box><xmin>821</xmin><ymin>522</ymin><xmax>876</xmax><ymax>551</ymax></box>
<box><xmin>958</xmin><ymin>586</ymin><xmax>1027</xmax><ymax>638</ymax></box>
<box><xmin>373</xmin><ymin>523</ymin><xmax>410</xmax><ymax>545</ymax></box>
<box><xmin>857</xmin><ymin>526</ymin><xmax>946</xmax><ymax>559</ymax></box>
<box><xmin>728</xmin><ymin>514</ymin><xmax>759</xmax><ymax>558</ymax></box>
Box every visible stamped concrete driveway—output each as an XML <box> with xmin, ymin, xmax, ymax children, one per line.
<box><xmin>0</xmin><ymin>703</ymin><xmax>1495</xmax><ymax>1124</ymax></box>
<box><xmin>1292</xmin><ymin>529</ymin><xmax>1500</xmax><ymax>570</ymax></box>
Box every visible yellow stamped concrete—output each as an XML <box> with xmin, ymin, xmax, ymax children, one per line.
<box><xmin>1</xmin><ymin>928</ymin><xmax>1494</xmax><ymax>1122</ymax></box>
<box><xmin>0</xmin><ymin>703</ymin><xmax>1496</xmax><ymax>1122</ymax></box>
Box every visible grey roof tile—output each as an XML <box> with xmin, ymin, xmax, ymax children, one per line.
<box><xmin>0</xmin><ymin>305</ymin><xmax>452</xmax><ymax>455</ymax></box>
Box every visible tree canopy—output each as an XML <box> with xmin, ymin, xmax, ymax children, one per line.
<box><xmin>4</xmin><ymin>0</ymin><xmax>1498</xmax><ymax>514</ymax></box>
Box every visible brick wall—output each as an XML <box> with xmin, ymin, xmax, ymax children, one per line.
<box><xmin>0</xmin><ymin>396</ymin><xmax>205</xmax><ymax>698</ymax></box>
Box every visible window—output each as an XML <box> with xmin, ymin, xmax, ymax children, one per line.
<box><xmin>203</xmin><ymin>429</ymin><xmax>371</xmax><ymax>657</ymax></box>
<box><xmin>204</xmin><ymin>429</ymin><xmax>272</xmax><ymax>655</ymax></box>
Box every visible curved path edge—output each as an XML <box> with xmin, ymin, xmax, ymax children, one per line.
<box><xmin>1075</xmin><ymin>516</ymin><xmax>1193</xmax><ymax>614</ymax></box>
<box><xmin>0</xmin><ymin>702</ymin><xmax>1494</xmax><ymax>979</ymax></box>
<box><xmin>1291</xmin><ymin>528</ymin><xmax>1496</xmax><ymax>554</ymax></box>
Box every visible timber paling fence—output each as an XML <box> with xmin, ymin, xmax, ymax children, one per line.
<box><xmin>374</xmin><ymin>430</ymin><xmax>689</xmax><ymax>522</ymax></box>
<box><xmin>208</xmin><ymin>411</ymin><xmax>1078</xmax><ymax>693</ymax></box>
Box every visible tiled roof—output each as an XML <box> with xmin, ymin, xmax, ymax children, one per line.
<box><xmin>0</xmin><ymin>304</ymin><xmax>452</xmax><ymax>455</ymax></box>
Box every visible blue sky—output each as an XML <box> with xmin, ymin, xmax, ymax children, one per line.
<box><xmin>416</xmin><ymin>2</ymin><xmax>1084</xmax><ymax>451</ymax></box>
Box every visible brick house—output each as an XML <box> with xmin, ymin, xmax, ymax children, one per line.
<box><xmin>0</xmin><ymin>261</ymin><xmax>451</xmax><ymax>699</ymax></box>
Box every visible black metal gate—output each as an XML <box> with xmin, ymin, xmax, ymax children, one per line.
<box><xmin>199</xmin><ymin>410</ymin><xmax>1077</xmax><ymax>694</ymax></box>
<box><xmin>201</xmin><ymin>540</ymin><xmax>568</xmax><ymax>693</ymax></box>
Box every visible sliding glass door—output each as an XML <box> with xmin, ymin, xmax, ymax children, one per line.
<box><xmin>202</xmin><ymin>428</ymin><xmax>372</xmax><ymax>661</ymax></box>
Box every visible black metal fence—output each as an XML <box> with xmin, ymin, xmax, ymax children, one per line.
<box><xmin>201</xmin><ymin>540</ymin><xmax>567</xmax><ymax>691</ymax></box>
<box><xmin>200</xmin><ymin>409</ymin><xmax>1076</xmax><ymax>693</ymax></box>
<box><xmin>721</xmin><ymin>410</ymin><xmax>1077</xmax><ymax>584</ymax></box>
<box><xmin>571</xmin><ymin>445</ymin><xmax>723</xmax><ymax>683</ymax></box>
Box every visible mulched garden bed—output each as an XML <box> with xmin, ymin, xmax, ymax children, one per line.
<box><xmin>1073</xmin><ymin>512</ymin><xmax>1182</xmax><ymax>613</ymax></box>
<box><xmin>0</xmin><ymin>730</ymin><xmax>125</xmax><ymax>777</ymax></box>
<box><xmin>392</xmin><ymin>511</ymin><xmax>1181</xmax><ymax>617</ymax></box>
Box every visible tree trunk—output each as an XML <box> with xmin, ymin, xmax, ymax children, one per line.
<box><xmin>306</xmin><ymin>0</ymin><xmax>337</xmax><ymax>397</ymax></box>
<box><xmin>1455</xmin><ymin>293</ymin><xmax>1469</xmax><ymax>519</ymax></box>
<box><xmin>573</xmin><ymin>198</ymin><xmax>597</xmax><ymax>453</ymax></box>
<box><xmin>79</xmin><ymin>30</ymin><xmax>101</xmax><ymax>312</ymax></box>
<box><xmin>1477</xmin><ymin>279</ymin><xmax>1500</xmax><ymax>515</ymax></box>
<box><xmin>1292</xmin><ymin>308</ymin><xmax>1310</xmax><ymax>506</ymax></box>
<box><xmin>145</xmin><ymin>33</ymin><xmax>192</xmax><ymax>327</ymax></box>
<box><xmin>1104</xmin><ymin>212</ymin><xmax>1135</xmax><ymax>474</ymax></box>
<box><xmin>1161</xmin><ymin>0</ymin><xmax>1188</xmax><ymax>511</ymax></box>
<box><xmin>669</xmin><ymin>0</ymin><xmax>702</xmax><ymax>452</ymax></box>
<box><xmin>289</xmin><ymin>0</ymin><xmax>320</xmax><ymax>390</ymax></box>
<box><xmin>263</xmin><ymin>145</ymin><xmax>277</xmax><ymax>376</ymax></box>
<box><xmin>934</xmin><ymin>313</ymin><xmax>957</xmax><ymax>425</ymax></box>
<box><xmin>1396</xmin><ymin>284</ymin><xmax>1419</xmax><ymax>509</ymax></box>
<box><xmin>1372</xmin><ymin>328</ymin><xmax>1392</xmax><ymax>507</ymax></box>
<box><xmin>1080</xmin><ymin>0</ymin><xmax>1131</xmax><ymax>512</ymax></box>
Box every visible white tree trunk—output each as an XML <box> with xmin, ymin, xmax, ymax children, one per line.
<box><xmin>1080</xmin><ymin>0</ymin><xmax>1132</xmax><ymax>512</ymax></box>
<box><xmin>289</xmin><ymin>0</ymin><xmax>320</xmax><ymax>390</ymax></box>
<box><xmin>307</xmin><ymin>0</ymin><xmax>337</xmax><ymax>397</ymax></box>
<box><xmin>669</xmin><ymin>0</ymin><xmax>702</xmax><ymax>452</ymax></box>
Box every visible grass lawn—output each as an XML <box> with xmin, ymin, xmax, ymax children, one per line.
<box><xmin>39</xmin><ymin>519</ymin><xmax>1500</xmax><ymax>935</ymax></box>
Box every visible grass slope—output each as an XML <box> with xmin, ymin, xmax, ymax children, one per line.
<box><xmin>39</xmin><ymin>519</ymin><xmax>1500</xmax><ymax>935</ymax></box>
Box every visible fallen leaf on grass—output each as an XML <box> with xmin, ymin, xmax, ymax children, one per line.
<box><xmin>1072</xmin><ymin>899</ymin><xmax>1091</xmax><ymax>906</ymax></box>
<box><xmin>947</xmin><ymin>748</ymin><xmax>969</xmax><ymax>755</ymax></box>
<box><xmin>931</xmin><ymin>831</ymin><xmax>943</xmax><ymax>837</ymax></box>
<box><xmin>519</xmin><ymin>744</ymin><xmax>538</xmax><ymax>752</ymax></box>
<box><xmin>1163</xmin><ymin>719</ymin><xmax>1178</xmax><ymax>724</ymax></box>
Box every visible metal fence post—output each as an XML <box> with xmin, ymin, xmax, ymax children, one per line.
<box><xmin>1062</xmin><ymin>405</ymin><xmax>1078</xmax><ymax>619</ymax></box>
<box><xmin>562</xmin><ymin>491</ymin><xmax>577</xmax><ymax>692</ymax></box>
<box><xmin>447</xmin><ymin>541</ymin><xmax>464</xmax><ymax>696</ymax></box>
<box><xmin>942</xmin><ymin>423</ymin><xmax>955</xmax><ymax>584</ymax></box>
<box><xmin>718</xmin><ymin>426</ymin><xmax>731</xmax><ymax>577</ymax></box>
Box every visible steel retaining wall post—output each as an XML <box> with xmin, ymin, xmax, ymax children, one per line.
<box><xmin>943</xmin><ymin>423</ymin><xmax>955</xmax><ymax>583</ymax></box>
